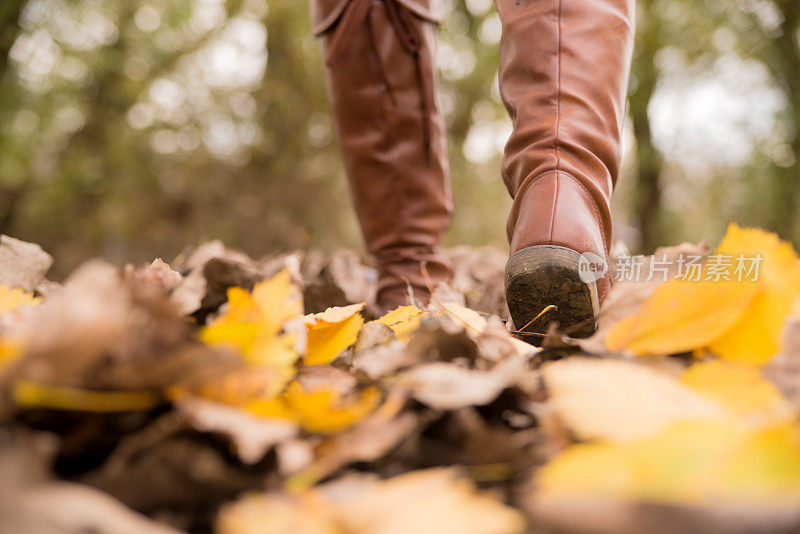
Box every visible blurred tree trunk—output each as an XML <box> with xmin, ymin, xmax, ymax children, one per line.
<box><xmin>766</xmin><ymin>1</ymin><xmax>800</xmax><ymax>243</ymax></box>
<box><xmin>0</xmin><ymin>0</ymin><xmax>27</xmax><ymax>234</ymax></box>
<box><xmin>0</xmin><ymin>0</ymin><xmax>24</xmax><ymax>74</ymax></box>
<box><xmin>629</xmin><ymin>0</ymin><xmax>664</xmax><ymax>253</ymax></box>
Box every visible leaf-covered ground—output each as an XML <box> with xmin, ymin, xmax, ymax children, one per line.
<box><xmin>0</xmin><ymin>226</ymin><xmax>799</xmax><ymax>534</ymax></box>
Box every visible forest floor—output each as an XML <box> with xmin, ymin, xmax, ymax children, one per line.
<box><xmin>0</xmin><ymin>225</ymin><xmax>799</xmax><ymax>534</ymax></box>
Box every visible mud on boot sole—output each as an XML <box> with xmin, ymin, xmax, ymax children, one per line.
<box><xmin>504</xmin><ymin>245</ymin><xmax>600</xmax><ymax>344</ymax></box>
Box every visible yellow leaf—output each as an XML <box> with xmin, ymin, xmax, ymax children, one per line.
<box><xmin>681</xmin><ymin>359</ymin><xmax>787</xmax><ymax>419</ymax></box>
<box><xmin>377</xmin><ymin>305</ymin><xmax>424</xmax><ymax>342</ymax></box>
<box><xmin>709</xmin><ymin>224</ymin><xmax>800</xmax><ymax>364</ymax></box>
<box><xmin>246</xmin><ymin>381</ymin><xmax>381</xmax><ymax>434</ymax></box>
<box><xmin>605</xmin><ymin>279</ymin><xmax>758</xmax><ymax>355</ymax></box>
<box><xmin>304</xmin><ymin>303</ymin><xmax>365</xmax><ymax>365</ymax></box>
<box><xmin>0</xmin><ymin>285</ymin><xmax>40</xmax><ymax>316</ymax></box>
<box><xmin>0</xmin><ymin>340</ymin><xmax>21</xmax><ymax>370</ymax></box>
<box><xmin>200</xmin><ymin>270</ymin><xmax>303</xmax><ymax>369</ymax></box>
<box><xmin>12</xmin><ymin>380</ymin><xmax>160</xmax><ymax>412</ymax></box>
<box><xmin>537</xmin><ymin>421</ymin><xmax>800</xmax><ymax>505</ymax></box>
<box><xmin>247</xmin><ymin>335</ymin><xmax>300</xmax><ymax>368</ymax></box>
<box><xmin>606</xmin><ymin>224</ymin><xmax>800</xmax><ymax>365</ymax></box>
<box><xmin>721</xmin><ymin>424</ymin><xmax>800</xmax><ymax>503</ymax></box>
<box><xmin>251</xmin><ymin>270</ymin><xmax>304</xmax><ymax>333</ymax></box>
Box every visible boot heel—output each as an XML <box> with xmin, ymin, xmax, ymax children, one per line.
<box><xmin>504</xmin><ymin>245</ymin><xmax>600</xmax><ymax>343</ymax></box>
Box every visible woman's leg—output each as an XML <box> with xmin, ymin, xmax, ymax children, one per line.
<box><xmin>497</xmin><ymin>0</ymin><xmax>635</xmax><ymax>338</ymax></box>
<box><xmin>313</xmin><ymin>0</ymin><xmax>452</xmax><ymax>313</ymax></box>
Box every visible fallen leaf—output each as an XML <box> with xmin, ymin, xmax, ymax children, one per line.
<box><xmin>352</xmin><ymin>341</ymin><xmax>416</xmax><ymax>380</ymax></box>
<box><xmin>8</xmin><ymin>260</ymin><xmax>204</xmax><ymax>391</ymax></box>
<box><xmin>167</xmin><ymin>365</ymin><xmax>295</xmax><ymax>407</ymax></box>
<box><xmin>605</xmin><ymin>279</ymin><xmax>758</xmax><ymax>356</ymax></box>
<box><xmin>441</xmin><ymin>302</ymin><xmax>534</xmax><ymax>358</ymax></box>
<box><xmin>377</xmin><ymin>305</ymin><xmax>425</xmax><ymax>342</ymax></box>
<box><xmin>246</xmin><ymin>381</ymin><xmax>381</xmax><ymax>434</ymax></box>
<box><xmin>581</xmin><ymin>241</ymin><xmax>711</xmax><ymax>354</ymax></box>
<box><xmin>220</xmin><ymin>468</ymin><xmax>526</xmax><ymax>534</ymax></box>
<box><xmin>0</xmin><ymin>235</ymin><xmax>53</xmax><ymax>292</ymax></box>
<box><xmin>605</xmin><ymin>225</ymin><xmax>800</xmax><ymax>365</ymax></box>
<box><xmin>284</xmin><ymin>391</ymin><xmax>414</xmax><ymax>491</ymax></box>
<box><xmin>301</xmin><ymin>249</ymin><xmax>374</xmax><ymax>314</ymax></box>
<box><xmin>201</xmin><ymin>270</ymin><xmax>304</xmax><ymax>370</ymax></box>
<box><xmin>393</xmin><ymin>356</ymin><xmax>526</xmax><ymax>410</ymax></box>
<box><xmin>447</xmin><ymin>245</ymin><xmax>509</xmax><ymax>318</ymax></box>
<box><xmin>542</xmin><ymin>357</ymin><xmax>723</xmax><ymax>441</ymax></box>
<box><xmin>680</xmin><ymin>360</ymin><xmax>788</xmax><ymax>420</ymax></box>
<box><xmin>11</xmin><ymin>380</ymin><xmax>160</xmax><ymax>412</ymax></box>
<box><xmin>0</xmin><ymin>286</ymin><xmax>40</xmax><ymax>316</ymax></box>
<box><xmin>708</xmin><ymin>224</ymin><xmax>800</xmax><ymax>364</ymax></box>
<box><xmin>304</xmin><ymin>303</ymin><xmax>365</xmax><ymax>365</ymax></box>
<box><xmin>0</xmin><ymin>340</ymin><xmax>21</xmax><ymax>370</ymax></box>
<box><xmin>217</xmin><ymin>492</ymin><xmax>337</xmax><ymax>534</ymax></box>
<box><xmin>176</xmin><ymin>397</ymin><xmax>298</xmax><ymax>464</ymax></box>
<box><xmin>331</xmin><ymin>468</ymin><xmax>527</xmax><ymax>534</ymax></box>
<box><xmin>535</xmin><ymin>421</ymin><xmax>800</xmax><ymax>505</ymax></box>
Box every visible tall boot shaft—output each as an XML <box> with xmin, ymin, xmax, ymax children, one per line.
<box><xmin>498</xmin><ymin>0</ymin><xmax>634</xmax><ymax>339</ymax></box>
<box><xmin>314</xmin><ymin>0</ymin><xmax>453</xmax><ymax>311</ymax></box>
<box><xmin>497</xmin><ymin>0</ymin><xmax>634</xmax><ymax>262</ymax></box>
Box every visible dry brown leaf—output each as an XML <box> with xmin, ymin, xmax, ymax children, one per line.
<box><xmin>217</xmin><ymin>492</ymin><xmax>337</xmax><ymax>534</ymax></box>
<box><xmin>284</xmin><ymin>392</ymin><xmax>415</xmax><ymax>491</ymax></box>
<box><xmin>0</xmin><ymin>235</ymin><xmax>53</xmax><ymax>292</ymax></box>
<box><xmin>440</xmin><ymin>302</ymin><xmax>535</xmax><ymax>358</ymax></box>
<box><xmin>221</xmin><ymin>468</ymin><xmax>526</xmax><ymax>534</ymax></box>
<box><xmin>527</xmin><ymin>496</ymin><xmax>800</xmax><ymax>534</ymax></box>
<box><xmin>176</xmin><ymin>397</ymin><xmax>298</xmax><ymax>464</ymax></box>
<box><xmin>351</xmin><ymin>341</ymin><xmax>417</xmax><ymax>380</ymax></box>
<box><xmin>447</xmin><ymin>245</ymin><xmax>509</xmax><ymax>318</ymax></box>
<box><xmin>0</xmin><ymin>429</ymin><xmax>182</xmax><ymax>534</ymax></box>
<box><xmin>329</xmin><ymin>468</ymin><xmax>526</xmax><ymax>534</ymax></box>
<box><xmin>301</xmin><ymin>249</ymin><xmax>374</xmax><ymax>314</ymax></box>
<box><xmin>393</xmin><ymin>355</ymin><xmax>527</xmax><ymax>410</ymax></box>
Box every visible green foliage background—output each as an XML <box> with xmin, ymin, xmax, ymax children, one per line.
<box><xmin>1</xmin><ymin>0</ymin><xmax>799</xmax><ymax>276</ymax></box>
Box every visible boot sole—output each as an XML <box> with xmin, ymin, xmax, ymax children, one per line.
<box><xmin>505</xmin><ymin>245</ymin><xmax>599</xmax><ymax>343</ymax></box>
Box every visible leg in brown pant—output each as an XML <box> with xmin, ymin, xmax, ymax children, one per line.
<box><xmin>312</xmin><ymin>0</ymin><xmax>453</xmax><ymax>313</ymax></box>
<box><xmin>314</xmin><ymin>0</ymin><xmax>634</xmax><ymax>337</ymax></box>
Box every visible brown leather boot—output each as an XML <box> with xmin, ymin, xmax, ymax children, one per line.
<box><xmin>497</xmin><ymin>0</ymin><xmax>634</xmax><ymax>339</ymax></box>
<box><xmin>312</xmin><ymin>0</ymin><xmax>453</xmax><ymax>313</ymax></box>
